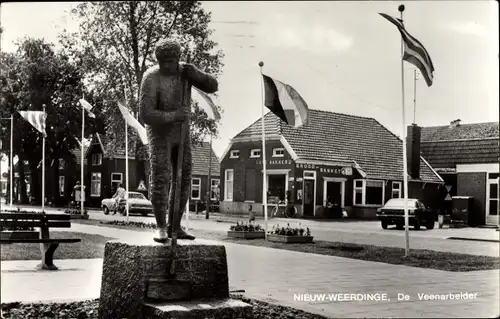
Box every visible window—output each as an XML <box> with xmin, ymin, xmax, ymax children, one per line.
<box><xmin>211</xmin><ymin>179</ymin><xmax>220</xmax><ymax>201</ymax></box>
<box><xmin>59</xmin><ymin>176</ymin><xmax>65</xmax><ymax>196</ymax></box>
<box><xmin>273</xmin><ymin>148</ymin><xmax>285</xmax><ymax>157</ymax></box>
<box><xmin>91</xmin><ymin>172</ymin><xmax>101</xmax><ymax>197</ymax></box>
<box><xmin>92</xmin><ymin>153</ymin><xmax>103</xmax><ymax>165</ymax></box>
<box><xmin>268</xmin><ymin>174</ymin><xmax>286</xmax><ymax>201</ymax></box>
<box><xmin>230</xmin><ymin>150</ymin><xmax>239</xmax><ymax>158</ymax></box>
<box><xmin>191</xmin><ymin>178</ymin><xmax>201</xmax><ymax>200</ymax></box>
<box><xmin>392</xmin><ymin>181</ymin><xmax>402</xmax><ymax>199</ymax></box>
<box><xmin>250</xmin><ymin>149</ymin><xmax>261</xmax><ymax>158</ymax></box>
<box><xmin>111</xmin><ymin>173</ymin><xmax>123</xmax><ymax>191</ymax></box>
<box><xmin>224</xmin><ymin>169</ymin><xmax>234</xmax><ymax>201</ymax></box>
<box><xmin>353</xmin><ymin>179</ymin><xmax>385</xmax><ymax>206</ymax></box>
<box><xmin>487</xmin><ymin>173</ymin><xmax>499</xmax><ymax>216</ymax></box>
<box><xmin>354</xmin><ymin>180</ymin><xmax>363</xmax><ymax>205</ymax></box>
<box><xmin>58</xmin><ymin>159</ymin><xmax>65</xmax><ymax>170</ymax></box>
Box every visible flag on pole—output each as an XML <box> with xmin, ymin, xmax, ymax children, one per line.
<box><xmin>117</xmin><ymin>101</ymin><xmax>148</xmax><ymax>145</ymax></box>
<box><xmin>379</xmin><ymin>13</ymin><xmax>435</xmax><ymax>87</ymax></box>
<box><xmin>18</xmin><ymin>111</ymin><xmax>47</xmax><ymax>137</ymax></box>
<box><xmin>262</xmin><ymin>74</ymin><xmax>309</xmax><ymax>128</ymax></box>
<box><xmin>78</xmin><ymin>99</ymin><xmax>96</xmax><ymax>118</ymax></box>
<box><xmin>192</xmin><ymin>87</ymin><xmax>221</xmax><ymax>120</ymax></box>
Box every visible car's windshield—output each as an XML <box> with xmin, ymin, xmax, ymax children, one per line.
<box><xmin>128</xmin><ymin>193</ymin><xmax>145</xmax><ymax>199</ymax></box>
<box><xmin>384</xmin><ymin>199</ymin><xmax>418</xmax><ymax>208</ymax></box>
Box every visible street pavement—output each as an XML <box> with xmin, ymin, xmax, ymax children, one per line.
<box><xmin>1</xmin><ymin>223</ymin><xmax>499</xmax><ymax>318</ymax></box>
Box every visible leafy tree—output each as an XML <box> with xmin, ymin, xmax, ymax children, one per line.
<box><xmin>59</xmin><ymin>0</ymin><xmax>224</xmax><ymax>187</ymax></box>
<box><xmin>0</xmin><ymin>38</ymin><xmax>101</xmax><ymax>204</ymax></box>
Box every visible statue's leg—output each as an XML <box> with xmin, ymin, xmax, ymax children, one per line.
<box><xmin>151</xmin><ymin>138</ymin><xmax>171</xmax><ymax>243</ymax></box>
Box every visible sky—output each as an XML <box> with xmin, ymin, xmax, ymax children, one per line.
<box><xmin>0</xmin><ymin>1</ymin><xmax>499</xmax><ymax>174</ymax></box>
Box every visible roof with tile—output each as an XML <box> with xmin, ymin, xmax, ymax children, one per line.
<box><xmin>420</xmin><ymin>122</ymin><xmax>499</xmax><ymax>167</ymax></box>
<box><xmin>232</xmin><ymin>110</ymin><xmax>442</xmax><ymax>183</ymax></box>
<box><xmin>192</xmin><ymin>141</ymin><xmax>220</xmax><ymax>177</ymax></box>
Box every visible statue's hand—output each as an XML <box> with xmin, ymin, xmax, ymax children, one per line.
<box><xmin>173</xmin><ymin>107</ymin><xmax>191</xmax><ymax>122</ymax></box>
<box><xmin>183</xmin><ymin>63</ymin><xmax>196</xmax><ymax>78</ymax></box>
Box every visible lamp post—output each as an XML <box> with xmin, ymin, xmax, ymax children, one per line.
<box><xmin>0</xmin><ymin>115</ymin><xmax>14</xmax><ymax>209</ymax></box>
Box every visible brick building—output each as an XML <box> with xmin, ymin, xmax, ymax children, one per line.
<box><xmin>220</xmin><ymin>110</ymin><xmax>444</xmax><ymax>218</ymax></box>
<box><xmin>420</xmin><ymin>120</ymin><xmax>499</xmax><ymax>226</ymax></box>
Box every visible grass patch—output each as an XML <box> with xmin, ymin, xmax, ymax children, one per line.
<box><xmin>0</xmin><ymin>232</ymin><xmax>114</xmax><ymax>261</ymax></box>
<box><xmin>73</xmin><ymin>219</ymin><xmax>500</xmax><ymax>272</ymax></box>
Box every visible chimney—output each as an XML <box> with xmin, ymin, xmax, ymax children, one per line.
<box><xmin>406</xmin><ymin>124</ymin><xmax>421</xmax><ymax>179</ymax></box>
<box><xmin>449</xmin><ymin>119</ymin><xmax>461</xmax><ymax>127</ymax></box>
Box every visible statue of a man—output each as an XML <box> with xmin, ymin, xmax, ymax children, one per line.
<box><xmin>139</xmin><ymin>39</ymin><xmax>218</xmax><ymax>242</ymax></box>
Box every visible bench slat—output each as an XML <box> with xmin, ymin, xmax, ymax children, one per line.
<box><xmin>0</xmin><ymin>213</ymin><xmax>71</xmax><ymax>220</ymax></box>
<box><xmin>0</xmin><ymin>231</ymin><xmax>39</xmax><ymax>241</ymax></box>
<box><xmin>0</xmin><ymin>221</ymin><xmax>71</xmax><ymax>228</ymax></box>
<box><xmin>0</xmin><ymin>238</ymin><xmax>81</xmax><ymax>244</ymax></box>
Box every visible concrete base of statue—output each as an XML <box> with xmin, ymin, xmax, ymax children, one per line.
<box><xmin>98</xmin><ymin>238</ymin><xmax>253</xmax><ymax>319</ymax></box>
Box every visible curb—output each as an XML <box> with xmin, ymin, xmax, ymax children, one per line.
<box><xmin>446</xmin><ymin>237</ymin><xmax>500</xmax><ymax>243</ymax></box>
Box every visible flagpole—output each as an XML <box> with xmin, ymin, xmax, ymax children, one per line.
<box><xmin>413</xmin><ymin>69</ymin><xmax>417</xmax><ymax>124</ymax></box>
<box><xmin>42</xmin><ymin>105</ymin><xmax>46</xmax><ymax>212</ymax></box>
<box><xmin>399</xmin><ymin>4</ymin><xmax>410</xmax><ymax>257</ymax></box>
<box><xmin>259</xmin><ymin>61</ymin><xmax>268</xmax><ymax>241</ymax></box>
<box><xmin>125</xmin><ymin>117</ymin><xmax>129</xmax><ymax>222</ymax></box>
<box><xmin>206</xmin><ymin>134</ymin><xmax>212</xmax><ymax>220</ymax></box>
<box><xmin>10</xmin><ymin>115</ymin><xmax>13</xmax><ymax>209</ymax></box>
<box><xmin>81</xmin><ymin>94</ymin><xmax>85</xmax><ymax>216</ymax></box>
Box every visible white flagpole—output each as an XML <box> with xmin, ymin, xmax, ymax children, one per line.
<box><xmin>10</xmin><ymin>115</ymin><xmax>13</xmax><ymax>209</ymax></box>
<box><xmin>81</xmin><ymin>95</ymin><xmax>85</xmax><ymax>215</ymax></box>
<box><xmin>125</xmin><ymin>117</ymin><xmax>129</xmax><ymax>222</ymax></box>
<box><xmin>399</xmin><ymin>5</ymin><xmax>410</xmax><ymax>257</ymax></box>
<box><xmin>413</xmin><ymin>69</ymin><xmax>417</xmax><ymax>124</ymax></box>
<box><xmin>186</xmin><ymin>199</ymin><xmax>190</xmax><ymax>230</ymax></box>
<box><xmin>259</xmin><ymin>61</ymin><xmax>268</xmax><ymax>241</ymax></box>
<box><xmin>42</xmin><ymin>106</ymin><xmax>46</xmax><ymax>212</ymax></box>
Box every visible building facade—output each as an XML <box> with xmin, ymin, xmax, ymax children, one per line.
<box><xmin>420</xmin><ymin>120</ymin><xmax>499</xmax><ymax>226</ymax></box>
<box><xmin>220</xmin><ymin>110</ymin><xmax>444</xmax><ymax>218</ymax></box>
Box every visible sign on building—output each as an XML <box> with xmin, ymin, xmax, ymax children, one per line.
<box><xmin>137</xmin><ymin>180</ymin><xmax>147</xmax><ymax>191</ymax></box>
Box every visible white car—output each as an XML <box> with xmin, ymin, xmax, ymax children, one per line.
<box><xmin>101</xmin><ymin>191</ymin><xmax>153</xmax><ymax>216</ymax></box>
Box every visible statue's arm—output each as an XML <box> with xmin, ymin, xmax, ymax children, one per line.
<box><xmin>139</xmin><ymin>71</ymin><xmax>178</xmax><ymax>125</ymax></box>
<box><xmin>187</xmin><ymin>66</ymin><xmax>218</xmax><ymax>94</ymax></box>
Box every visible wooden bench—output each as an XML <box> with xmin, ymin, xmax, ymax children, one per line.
<box><xmin>0</xmin><ymin>212</ymin><xmax>81</xmax><ymax>270</ymax></box>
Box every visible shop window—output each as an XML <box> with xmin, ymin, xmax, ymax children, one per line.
<box><xmin>224</xmin><ymin>169</ymin><xmax>234</xmax><ymax>201</ymax></box>
<box><xmin>273</xmin><ymin>148</ymin><xmax>285</xmax><ymax>157</ymax></box>
<box><xmin>366</xmin><ymin>180</ymin><xmax>384</xmax><ymax>205</ymax></box>
<box><xmin>211</xmin><ymin>179</ymin><xmax>220</xmax><ymax>201</ymax></box>
<box><xmin>268</xmin><ymin>174</ymin><xmax>286</xmax><ymax>201</ymax></box>
<box><xmin>392</xmin><ymin>181</ymin><xmax>401</xmax><ymax>198</ymax></box>
<box><xmin>91</xmin><ymin>172</ymin><xmax>101</xmax><ymax>197</ymax></box>
<box><xmin>250</xmin><ymin>149</ymin><xmax>261</xmax><ymax>158</ymax></box>
<box><xmin>111</xmin><ymin>173</ymin><xmax>122</xmax><ymax>192</ymax></box>
<box><xmin>92</xmin><ymin>153</ymin><xmax>103</xmax><ymax>165</ymax></box>
<box><xmin>191</xmin><ymin>178</ymin><xmax>201</xmax><ymax>200</ymax></box>
<box><xmin>230</xmin><ymin>150</ymin><xmax>239</xmax><ymax>158</ymax></box>
<box><xmin>353</xmin><ymin>179</ymin><xmax>384</xmax><ymax>206</ymax></box>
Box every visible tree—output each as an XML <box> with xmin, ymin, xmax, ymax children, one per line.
<box><xmin>0</xmin><ymin>37</ymin><xmax>101</xmax><ymax>204</ymax></box>
<box><xmin>59</xmin><ymin>1</ymin><xmax>224</xmax><ymax>187</ymax></box>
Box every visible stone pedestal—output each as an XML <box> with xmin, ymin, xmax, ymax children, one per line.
<box><xmin>98</xmin><ymin>238</ymin><xmax>253</xmax><ymax>319</ymax></box>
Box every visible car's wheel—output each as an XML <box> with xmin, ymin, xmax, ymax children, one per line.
<box><xmin>103</xmin><ymin>206</ymin><xmax>109</xmax><ymax>215</ymax></box>
<box><xmin>141</xmin><ymin>212</ymin><xmax>148</xmax><ymax>216</ymax></box>
<box><xmin>381</xmin><ymin>220</ymin><xmax>388</xmax><ymax>229</ymax></box>
<box><xmin>414</xmin><ymin>220</ymin><xmax>421</xmax><ymax>230</ymax></box>
<box><xmin>426</xmin><ymin>220</ymin><xmax>435</xmax><ymax>229</ymax></box>
<box><xmin>396</xmin><ymin>222</ymin><xmax>404</xmax><ymax>230</ymax></box>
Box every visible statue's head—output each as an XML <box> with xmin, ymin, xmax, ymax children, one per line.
<box><xmin>155</xmin><ymin>39</ymin><xmax>181</xmax><ymax>73</ymax></box>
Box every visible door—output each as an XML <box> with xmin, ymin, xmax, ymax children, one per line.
<box><xmin>486</xmin><ymin>176</ymin><xmax>499</xmax><ymax>225</ymax></box>
<box><xmin>303</xmin><ymin>180</ymin><xmax>315</xmax><ymax>217</ymax></box>
<box><xmin>325</xmin><ymin>181</ymin><xmax>342</xmax><ymax>218</ymax></box>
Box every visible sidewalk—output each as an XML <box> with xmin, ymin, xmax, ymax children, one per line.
<box><xmin>1</xmin><ymin>223</ymin><xmax>499</xmax><ymax>318</ymax></box>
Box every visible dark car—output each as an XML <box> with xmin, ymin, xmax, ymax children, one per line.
<box><xmin>376</xmin><ymin>198</ymin><xmax>436</xmax><ymax>230</ymax></box>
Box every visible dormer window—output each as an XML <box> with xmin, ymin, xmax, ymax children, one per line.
<box><xmin>92</xmin><ymin>153</ymin><xmax>103</xmax><ymax>165</ymax></box>
<box><xmin>273</xmin><ymin>148</ymin><xmax>285</xmax><ymax>157</ymax></box>
<box><xmin>250</xmin><ymin>149</ymin><xmax>261</xmax><ymax>158</ymax></box>
<box><xmin>230</xmin><ymin>150</ymin><xmax>240</xmax><ymax>158</ymax></box>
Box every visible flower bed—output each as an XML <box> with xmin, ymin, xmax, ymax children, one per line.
<box><xmin>228</xmin><ymin>222</ymin><xmax>265</xmax><ymax>239</ymax></box>
<box><xmin>267</xmin><ymin>223</ymin><xmax>313</xmax><ymax>244</ymax></box>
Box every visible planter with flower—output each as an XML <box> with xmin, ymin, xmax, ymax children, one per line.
<box><xmin>64</xmin><ymin>208</ymin><xmax>89</xmax><ymax>219</ymax></box>
<box><xmin>227</xmin><ymin>221</ymin><xmax>265</xmax><ymax>239</ymax></box>
<box><xmin>267</xmin><ymin>223</ymin><xmax>313</xmax><ymax>243</ymax></box>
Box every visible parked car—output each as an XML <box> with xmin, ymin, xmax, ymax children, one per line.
<box><xmin>101</xmin><ymin>191</ymin><xmax>153</xmax><ymax>216</ymax></box>
<box><xmin>376</xmin><ymin>198</ymin><xmax>436</xmax><ymax>230</ymax></box>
